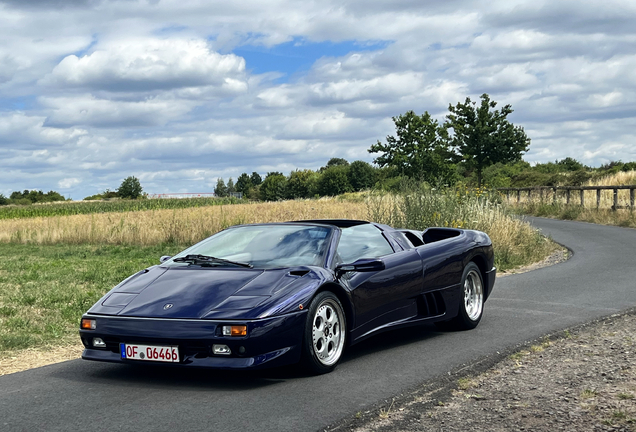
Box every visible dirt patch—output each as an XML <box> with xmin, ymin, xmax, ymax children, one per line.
<box><xmin>333</xmin><ymin>311</ymin><xmax>636</xmax><ymax>432</ymax></box>
<box><xmin>499</xmin><ymin>245</ymin><xmax>571</xmax><ymax>277</ymax></box>
<box><xmin>0</xmin><ymin>342</ymin><xmax>84</xmax><ymax>376</ymax></box>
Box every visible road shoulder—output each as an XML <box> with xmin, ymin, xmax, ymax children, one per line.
<box><xmin>328</xmin><ymin>309</ymin><xmax>636</xmax><ymax>432</ymax></box>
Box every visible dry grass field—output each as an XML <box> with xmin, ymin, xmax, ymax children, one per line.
<box><xmin>0</xmin><ymin>195</ymin><xmax>554</xmax><ymax>271</ymax></box>
<box><xmin>0</xmin><ymin>199</ymin><xmax>367</xmax><ymax>246</ymax></box>
<box><xmin>587</xmin><ymin>170</ymin><xmax>636</xmax><ymax>187</ymax></box>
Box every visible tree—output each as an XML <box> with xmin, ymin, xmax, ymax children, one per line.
<box><xmin>214</xmin><ymin>178</ymin><xmax>228</xmax><ymax>197</ymax></box>
<box><xmin>320</xmin><ymin>158</ymin><xmax>349</xmax><ymax>172</ymax></box>
<box><xmin>446</xmin><ymin>93</ymin><xmax>530</xmax><ymax>187</ymax></box>
<box><xmin>0</xmin><ymin>193</ymin><xmax>7</xmax><ymax>206</ymax></box>
<box><xmin>286</xmin><ymin>169</ymin><xmax>318</xmax><ymax>199</ymax></box>
<box><xmin>236</xmin><ymin>173</ymin><xmax>253</xmax><ymax>196</ymax></box>
<box><xmin>117</xmin><ymin>176</ymin><xmax>143</xmax><ymax>199</ymax></box>
<box><xmin>260</xmin><ymin>172</ymin><xmax>287</xmax><ymax>201</ymax></box>
<box><xmin>368</xmin><ymin>111</ymin><xmax>457</xmax><ymax>185</ymax></box>
<box><xmin>556</xmin><ymin>157</ymin><xmax>585</xmax><ymax>172</ymax></box>
<box><xmin>44</xmin><ymin>190</ymin><xmax>66</xmax><ymax>202</ymax></box>
<box><xmin>226</xmin><ymin>178</ymin><xmax>236</xmax><ymax>194</ymax></box>
<box><xmin>348</xmin><ymin>161</ymin><xmax>376</xmax><ymax>191</ymax></box>
<box><xmin>250</xmin><ymin>172</ymin><xmax>262</xmax><ymax>186</ymax></box>
<box><xmin>317</xmin><ymin>165</ymin><xmax>352</xmax><ymax>196</ymax></box>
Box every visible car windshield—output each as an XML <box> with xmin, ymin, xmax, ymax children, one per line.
<box><xmin>165</xmin><ymin>224</ymin><xmax>332</xmax><ymax>269</ymax></box>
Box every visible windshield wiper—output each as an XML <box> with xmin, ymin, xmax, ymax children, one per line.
<box><xmin>173</xmin><ymin>254</ymin><xmax>253</xmax><ymax>268</ymax></box>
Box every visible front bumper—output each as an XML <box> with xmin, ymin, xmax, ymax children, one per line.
<box><xmin>79</xmin><ymin>311</ymin><xmax>307</xmax><ymax>369</ymax></box>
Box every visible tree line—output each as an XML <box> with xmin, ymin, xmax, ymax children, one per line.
<box><xmin>216</xmin><ymin>92</ymin><xmax>533</xmax><ymax>198</ymax></box>
<box><xmin>0</xmin><ymin>190</ymin><xmax>67</xmax><ymax>206</ymax></box>
<box><xmin>0</xmin><ymin>176</ymin><xmax>144</xmax><ymax>206</ymax></box>
<box><xmin>213</xmin><ymin>158</ymin><xmax>378</xmax><ymax>201</ymax></box>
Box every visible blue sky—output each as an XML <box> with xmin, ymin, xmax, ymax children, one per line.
<box><xmin>1</xmin><ymin>0</ymin><xmax>636</xmax><ymax>199</ymax></box>
<box><xmin>234</xmin><ymin>39</ymin><xmax>390</xmax><ymax>79</ymax></box>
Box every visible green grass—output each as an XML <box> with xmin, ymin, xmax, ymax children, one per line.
<box><xmin>0</xmin><ymin>243</ymin><xmax>180</xmax><ymax>351</ymax></box>
<box><xmin>0</xmin><ymin>197</ymin><xmax>246</xmax><ymax>220</ymax></box>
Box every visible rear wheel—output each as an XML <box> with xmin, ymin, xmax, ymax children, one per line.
<box><xmin>300</xmin><ymin>291</ymin><xmax>346</xmax><ymax>374</ymax></box>
<box><xmin>436</xmin><ymin>262</ymin><xmax>484</xmax><ymax>330</ymax></box>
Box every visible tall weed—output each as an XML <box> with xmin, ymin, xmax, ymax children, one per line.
<box><xmin>367</xmin><ymin>184</ymin><xmax>556</xmax><ymax>271</ymax></box>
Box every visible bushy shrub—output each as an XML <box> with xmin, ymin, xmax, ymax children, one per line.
<box><xmin>286</xmin><ymin>169</ymin><xmax>318</xmax><ymax>199</ymax></box>
<box><xmin>317</xmin><ymin>166</ymin><xmax>352</xmax><ymax>196</ymax></box>
<box><xmin>83</xmin><ymin>189</ymin><xmax>119</xmax><ymax>201</ymax></box>
<box><xmin>366</xmin><ymin>184</ymin><xmax>554</xmax><ymax>270</ymax></box>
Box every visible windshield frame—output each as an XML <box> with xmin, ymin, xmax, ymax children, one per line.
<box><xmin>163</xmin><ymin>223</ymin><xmax>336</xmax><ymax>270</ymax></box>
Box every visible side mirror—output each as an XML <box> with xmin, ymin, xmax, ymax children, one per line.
<box><xmin>336</xmin><ymin>258</ymin><xmax>385</xmax><ymax>274</ymax></box>
<box><xmin>159</xmin><ymin>255</ymin><xmax>172</xmax><ymax>263</ymax></box>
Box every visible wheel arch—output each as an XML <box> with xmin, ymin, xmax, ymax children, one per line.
<box><xmin>314</xmin><ymin>283</ymin><xmax>355</xmax><ymax>337</ymax></box>
<box><xmin>468</xmin><ymin>253</ymin><xmax>489</xmax><ymax>297</ymax></box>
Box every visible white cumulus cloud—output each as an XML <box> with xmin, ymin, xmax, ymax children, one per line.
<box><xmin>58</xmin><ymin>177</ymin><xmax>81</xmax><ymax>189</ymax></box>
<box><xmin>41</xmin><ymin>38</ymin><xmax>247</xmax><ymax>93</ymax></box>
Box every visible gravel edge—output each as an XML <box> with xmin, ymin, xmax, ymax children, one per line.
<box><xmin>324</xmin><ymin>308</ymin><xmax>636</xmax><ymax>432</ymax></box>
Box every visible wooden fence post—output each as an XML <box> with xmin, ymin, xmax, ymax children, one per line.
<box><xmin>517</xmin><ymin>190</ymin><xmax>521</xmax><ymax>203</ymax></box>
<box><xmin>597</xmin><ymin>189</ymin><xmax>601</xmax><ymax>208</ymax></box>
<box><xmin>613</xmin><ymin>188</ymin><xmax>618</xmax><ymax>211</ymax></box>
<box><xmin>631</xmin><ymin>188</ymin><xmax>635</xmax><ymax>210</ymax></box>
<box><xmin>580</xmin><ymin>189</ymin><xmax>584</xmax><ymax>207</ymax></box>
<box><xmin>566</xmin><ymin>189</ymin><xmax>571</xmax><ymax>204</ymax></box>
<box><xmin>553</xmin><ymin>187</ymin><xmax>557</xmax><ymax>203</ymax></box>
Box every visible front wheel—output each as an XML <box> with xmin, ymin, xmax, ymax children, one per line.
<box><xmin>300</xmin><ymin>291</ymin><xmax>347</xmax><ymax>374</ymax></box>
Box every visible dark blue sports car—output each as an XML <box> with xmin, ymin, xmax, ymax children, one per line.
<box><xmin>80</xmin><ymin>220</ymin><xmax>496</xmax><ymax>374</ymax></box>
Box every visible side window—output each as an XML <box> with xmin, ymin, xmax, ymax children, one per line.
<box><xmin>336</xmin><ymin>224</ymin><xmax>394</xmax><ymax>264</ymax></box>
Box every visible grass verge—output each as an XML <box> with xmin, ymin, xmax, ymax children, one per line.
<box><xmin>0</xmin><ymin>243</ymin><xmax>180</xmax><ymax>356</ymax></box>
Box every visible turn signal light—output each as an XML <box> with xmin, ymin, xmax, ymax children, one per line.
<box><xmin>222</xmin><ymin>325</ymin><xmax>247</xmax><ymax>337</ymax></box>
<box><xmin>81</xmin><ymin>318</ymin><xmax>96</xmax><ymax>330</ymax></box>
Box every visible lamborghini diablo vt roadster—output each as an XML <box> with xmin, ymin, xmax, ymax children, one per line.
<box><xmin>80</xmin><ymin>220</ymin><xmax>496</xmax><ymax>374</ymax></box>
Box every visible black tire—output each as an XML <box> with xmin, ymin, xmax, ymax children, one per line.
<box><xmin>436</xmin><ymin>262</ymin><xmax>484</xmax><ymax>331</ymax></box>
<box><xmin>300</xmin><ymin>291</ymin><xmax>347</xmax><ymax>374</ymax></box>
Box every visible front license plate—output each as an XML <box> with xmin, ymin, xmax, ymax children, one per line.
<box><xmin>120</xmin><ymin>343</ymin><xmax>180</xmax><ymax>363</ymax></box>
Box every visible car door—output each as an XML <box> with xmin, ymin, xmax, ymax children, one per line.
<box><xmin>415</xmin><ymin>233</ymin><xmax>466</xmax><ymax>293</ymax></box>
<box><xmin>335</xmin><ymin>224</ymin><xmax>424</xmax><ymax>339</ymax></box>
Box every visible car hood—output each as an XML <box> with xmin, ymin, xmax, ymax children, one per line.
<box><xmin>88</xmin><ymin>265</ymin><xmax>326</xmax><ymax>319</ymax></box>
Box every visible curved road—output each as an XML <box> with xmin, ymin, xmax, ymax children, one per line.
<box><xmin>1</xmin><ymin>217</ymin><xmax>635</xmax><ymax>432</ymax></box>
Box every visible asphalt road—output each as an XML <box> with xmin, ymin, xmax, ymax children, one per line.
<box><xmin>1</xmin><ymin>217</ymin><xmax>635</xmax><ymax>432</ymax></box>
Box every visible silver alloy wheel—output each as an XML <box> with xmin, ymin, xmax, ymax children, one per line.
<box><xmin>464</xmin><ymin>269</ymin><xmax>484</xmax><ymax>321</ymax></box>
<box><xmin>311</xmin><ymin>298</ymin><xmax>345</xmax><ymax>366</ymax></box>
